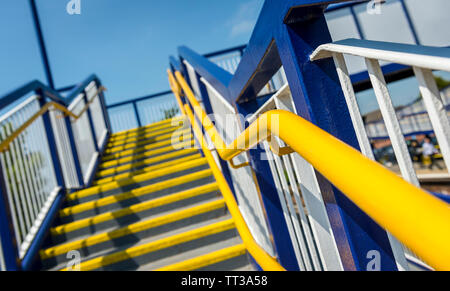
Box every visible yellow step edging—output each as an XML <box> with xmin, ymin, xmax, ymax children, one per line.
<box><xmin>102</xmin><ymin>134</ymin><xmax>193</xmax><ymax>162</ymax></box>
<box><xmin>60</xmin><ymin>218</ymin><xmax>235</xmax><ymax>271</ymax></box>
<box><xmin>155</xmin><ymin>244</ymin><xmax>246</xmax><ymax>271</ymax></box>
<box><xmin>109</xmin><ymin>122</ymin><xmax>184</xmax><ymax>142</ymax></box>
<box><xmin>104</xmin><ymin>128</ymin><xmax>192</xmax><ymax>155</ymax></box>
<box><xmin>67</xmin><ymin>157</ymin><xmax>207</xmax><ymax>202</ymax></box>
<box><xmin>94</xmin><ymin>154</ymin><xmax>202</xmax><ymax>186</ymax></box>
<box><xmin>96</xmin><ymin>148</ymin><xmax>199</xmax><ymax>178</ymax></box>
<box><xmin>41</xmin><ymin>199</ymin><xmax>226</xmax><ymax>260</ymax></box>
<box><xmin>51</xmin><ymin>182</ymin><xmax>220</xmax><ymax>236</ymax></box>
<box><xmin>59</xmin><ymin>168</ymin><xmax>214</xmax><ymax>218</ymax></box>
<box><xmin>99</xmin><ymin>140</ymin><xmax>195</xmax><ymax>169</ymax></box>
<box><xmin>107</xmin><ymin>126</ymin><xmax>184</xmax><ymax>148</ymax></box>
<box><xmin>111</xmin><ymin>116</ymin><xmax>184</xmax><ymax>137</ymax></box>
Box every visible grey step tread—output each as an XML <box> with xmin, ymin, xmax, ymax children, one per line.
<box><xmin>50</xmin><ymin>189</ymin><xmax>222</xmax><ymax>245</ymax></box>
<box><xmin>64</xmin><ymin>165</ymin><xmax>212</xmax><ymax>207</ymax></box>
<box><xmin>98</xmin><ymin>148</ymin><xmax>198</xmax><ymax>172</ymax></box>
<box><xmin>137</xmin><ymin>234</ymin><xmax>244</xmax><ymax>271</ymax></box>
<box><xmin>45</xmin><ymin>214</ymin><xmax>233</xmax><ymax>271</ymax></box>
<box><xmin>59</xmin><ymin>174</ymin><xmax>215</xmax><ymax>224</ymax></box>
<box><xmin>41</xmin><ymin>197</ymin><xmax>227</xmax><ymax>270</ymax></box>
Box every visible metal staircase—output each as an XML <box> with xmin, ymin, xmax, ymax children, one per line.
<box><xmin>38</xmin><ymin>117</ymin><xmax>254</xmax><ymax>271</ymax></box>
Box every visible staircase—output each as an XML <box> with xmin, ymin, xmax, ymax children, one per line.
<box><xmin>37</xmin><ymin>117</ymin><xmax>254</xmax><ymax>271</ymax></box>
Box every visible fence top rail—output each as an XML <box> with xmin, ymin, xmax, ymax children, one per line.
<box><xmin>0</xmin><ymin>74</ymin><xmax>101</xmax><ymax>112</ymax></box>
<box><xmin>311</xmin><ymin>38</ymin><xmax>450</xmax><ymax>71</ymax></box>
<box><xmin>106</xmin><ymin>90</ymin><xmax>173</xmax><ymax>109</ymax></box>
<box><xmin>171</xmin><ymin>69</ymin><xmax>450</xmax><ymax>271</ymax></box>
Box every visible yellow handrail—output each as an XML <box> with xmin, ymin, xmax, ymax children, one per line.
<box><xmin>169</xmin><ymin>70</ymin><xmax>450</xmax><ymax>271</ymax></box>
<box><xmin>0</xmin><ymin>87</ymin><xmax>105</xmax><ymax>153</ymax></box>
<box><xmin>184</xmin><ymin>104</ymin><xmax>285</xmax><ymax>271</ymax></box>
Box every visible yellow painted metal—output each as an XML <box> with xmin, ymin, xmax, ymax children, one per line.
<box><xmin>111</xmin><ymin>116</ymin><xmax>184</xmax><ymax>137</ymax></box>
<box><xmin>155</xmin><ymin>244</ymin><xmax>247</xmax><ymax>271</ymax></box>
<box><xmin>52</xmin><ymin>182</ymin><xmax>220</xmax><ymax>236</ymax></box>
<box><xmin>60</xmin><ymin>218</ymin><xmax>236</xmax><ymax>271</ymax></box>
<box><xmin>41</xmin><ymin>198</ymin><xmax>226</xmax><ymax>260</ymax></box>
<box><xmin>106</xmin><ymin>126</ymin><xmax>184</xmax><ymax>148</ymax></box>
<box><xmin>94</xmin><ymin>154</ymin><xmax>203</xmax><ymax>185</ymax></box>
<box><xmin>99</xmin><ymin>140</ymin><xmax>195</xmax><ymax>169</ymax></box>
<box><xmin>104</xmin><ymin>128</ymin><xmax>192</xmax><ymax>155</ymax></box>
<box><xmin>67</xmin><ymin>158</ymin><xmax>209</xmax><ymax>202</ymax></box>
<box><xmin>184</xmin><ymin>104</ymin><xmax>285</xmax><ymax>271</ymax></box>
<box><xmin>96</xmin><ymin>148</ymin><xmax>198</xmax><ymax>178</ymax></box>
<box><xmin>109</xmin><ymin>123</ymin><xmax>181</xmax><ymax>142</ymax></box>
<box><xmin>171</xmin><ymin>71</ymin><xmax>450</xmax><ymax>271</ymax></box>
<box><xmin>59</xmin><ymin>168</ymin><xmax>213</xmax><ymax>217</ymax></box>
<box><xmin>0</xmin><ymin>87</ymin><xmax>105</xmax><ymax>153</ymax></box>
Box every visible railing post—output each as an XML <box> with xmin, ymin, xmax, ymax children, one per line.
<box><xmin>0</xmin><ymin>167</ymin><xmax>20</xmax><ymax>270</ymax></box>
<box><xmin>83</xmin><ymin>92</ymin><xmax>99</xmax><ymax>152</ymax></box>
<box><xmin>235</xmin><ymin>101</ymin><xmax>300</xmax><ymax>271</ymax></box>
<box><xmin>64</xmin><ymin>114</ymin><xmax>85</xmax><ymax>188</ymax></box>
<box><xmin>132</xmin><ymin>101</ymin><xmax>142</xmax><ymax>128</ymax></box>
<box><xmin>95</xmin><ymin>80</ymin><xmax>113</xmax><ymax>135</ymax></box>
<box><xmin>275</xmin><ymin>7</ymin><xmax>398</xmax><ymax>271</ymax></box>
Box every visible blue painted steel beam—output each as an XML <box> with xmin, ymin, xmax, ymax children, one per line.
<box><xmin>0</xmin><ymin>166</ymin><xmax>20</xmax><ymax>270</ymax></box>
<box><xmin>275</xmin><ymin>7</ymin><xmax>397</xmax><ymax>270</ymax></box>
<box><xmin>29</xmin><ymin>0</ymin><xmax>55</xmax><ymax>90</ymax></box>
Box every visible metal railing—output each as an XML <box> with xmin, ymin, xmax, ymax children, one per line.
<box><xmin>106</xmin><ymin>91</ymin><xmax>179</xmax><ymax>133</ymax></box>
<box><xmin>170</xmin><ymin>69</ymin><xmax>450</xmax><ymax>271</ymax></box>
<box><xmin>171</xmin><ymin>0</ymin><xmax>450</xmax><ymax>271</ymax></box>
<box><xmin>0</xmin><ymin>75</ymin><xmax>111</xmax><ymax>270</ymax></box>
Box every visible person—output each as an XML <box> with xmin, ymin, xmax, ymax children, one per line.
<box><xmin>422</xmin><ymin>136</ymin><xmax>443</xmax><ymax>170</ymax></box>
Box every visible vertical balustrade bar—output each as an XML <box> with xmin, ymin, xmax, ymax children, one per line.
<box><xmin>413</xmin><ymin>67</ymin><xmax>450</xmax><ymax>171</ymax></box>
<box><xmin>63</xmin><ymin>114</ymin><xmax>84</xmax><ymax>188</ymax></box>
<box><xmin>333</xmin><ymin>53</ymin><xmax>409</xmax><ymax>271</ymax></box>
<box><xmin>276</xmin><ymin>10</ymin><xmax>398</xmax><ymax>271</ymax></box>
<box><xmin>365</xmin><ymin>58</ymin><xmax>420</xmax><ymax>186</ymax></box>
<box><xmin>84</xmin><ymin>92</ymin><xmax>99</xmax><ymax>153</ymax></box>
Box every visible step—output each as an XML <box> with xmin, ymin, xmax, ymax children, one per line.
<box><xmin>111</xmin><ymin>117</ymin><xmax>184</xmax><ymax>138</ymax></box>
<box><xmin>101</xmin><ymin>133</ymin><xmax>193</xmax><ymax>162</ymax></box>
<box><xmin>153</xmin><ymin>244</ymin><xmax>248</xmax><ymax>271</ymax></box>
<box><xmin>40</xmin><ymin>199</ymin><xmax>227</xmax><ymax>270</ymax></box>
<box><xmin>109</xmin><ymin>122</ymin><xmax>185</xmax><ymax>142</ymax></box>
<box><xmin>58</xmin><ymin>169</ymin><xmax>215</xmax><ymax>222</ymax></box>
<box><xmin>50</xmin><ymin>183</ymin><xmax>221</xmax><ymax>244</ymax></box>
<box><xmin>110</xmin><ymin>122</ymin><xmax>183</xmax><ymax>141</ymax></box>
<box><xmin>65</xmin><ymin>160</ymin><xmax>211</xmax><ymax>206</ymax></box>
<box><xmin>94</xmin><ymin>154</ymin><xmax>202</xmax><ymax>186</ymax></box>
<box><xmin>98</xmin><ymin>141</ymin><xmax>196</xmax><ymax>171</ymax></box>
<box><xmin>60</xmin><ymin>218</ymin><xmax>236</xmax><ymax>271</ymax></box>
<box><xmin>96</xmin><ymin>148</ymin><xmax>201</xmax><ymax>179</ymax></box>
<box><xmin>104</xmin><ymin>128</ymin><xmax>192</xmax><ymax>155</ymax></box>
<box><xmin>106</xmin><ymin>126</ymin><xmax>184</xmax><ymax>148</ymax></box>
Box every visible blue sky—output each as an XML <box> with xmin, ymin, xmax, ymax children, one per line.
<box><xmin>0</xmin><ymin>0</ymin><xmax>449</xmax><ymax>115</ymax></box>
<box><xmin>0</xmin><ymin>0</ymin><xmax>264</xmax><ymax>104</ymax></box>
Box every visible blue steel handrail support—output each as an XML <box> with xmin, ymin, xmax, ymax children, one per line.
<box><xmin>172</xmin><ymin>0</ymin><xmax>406</xmax><ymax>271</ymax></box>
<box><xmin>0</xmin><ymin>74</ymin><xmax>111</xmax><ymax>270</ymax></box>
